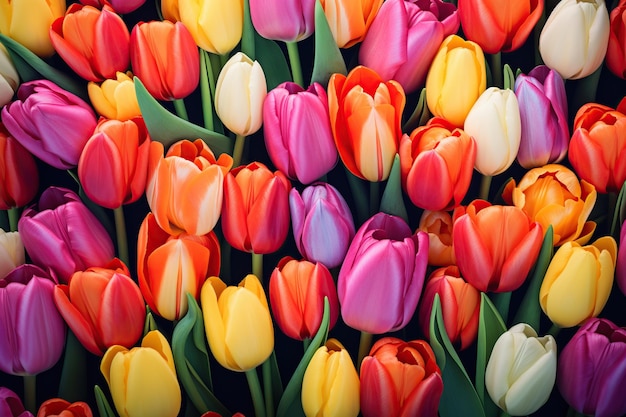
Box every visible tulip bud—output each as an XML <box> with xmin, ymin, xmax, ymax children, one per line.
<box><xmin>250</xmin><ymin>0</ymin><xmax>315</xmax><ymax>42</ymax></box>
<box><xmin>0</xmin><ymin>44</ymin><xmax>19</xmax><ymax>107</ymax></box>
<box><xmin>319</xmin><ymin>0</ymin><xmax>383</xmax><ymax>48</ymax></box>
<box><xmin>0</xmin><ymin>387</ymin><xmax>33</xmax><ymax>417</ymax></box>
<box><xmin>417</xmin><ymin>210</ymin><xmax>455</xmax><ymax>266</ymax></box>
<box><xmin>607</xmin><ymin>0</ymin><xmax>626</xmax><ymax>79</ymax></box>
<box><xmin>79</xmin><ymin>0</ymin><xmax>147</xmax><ymax>14</ymax></box>
<box><xmin>0</xmin><ymin>123</ymin><xmax>38</xmax><ymax>210</ymax></box>
<box><xmin>88</xmin><ymin>72</ymin><xmax>142</xmax><ymax>121</ymax></box>
<box><xmin>37</xmin><ymin>398</ymin><xmax>93</xmax><ymax>417</ymax></box>
<box><xmin>0</xmin><ymin>228</ymin><xmax>25</xmax><ymax>279</ymax></box>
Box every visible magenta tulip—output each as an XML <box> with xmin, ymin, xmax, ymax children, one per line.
<box><xmin>414</xmin><ymin>0</ymin><xmax>460</xmax><ymax>35</ymax></box>
<box><xmin>0</xmin><ymin>387</ymin><xmax>33</xmax><ymax>417</ymax></box>
<box><xmin>79</xmin><ymin>0</ymin><xmax>147</xmax><ymax>14</ymax></box>
<box><xmin>249</xmin><ymin>0</ymin><xmax>315</xmax><ymax>42</ymax></box>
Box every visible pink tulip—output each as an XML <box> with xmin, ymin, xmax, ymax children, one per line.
<box><xmin>79</xmin><ymin>0</ymin><xmax>147</xmax><ymax>14</ymax></box>
<box><xmin>414</xmin><ymin>0</ymin><xmax>459</xmax><ymax>35</ymax></box>
<box><xmin>249</xmin><ymin>0</ymin><xmax>315</xmax><ymax>42</ymax></box>
<box><xmin>0</xmin><ymin>387</ymin><xmax>33</xmax><ymax>417</ymax></box>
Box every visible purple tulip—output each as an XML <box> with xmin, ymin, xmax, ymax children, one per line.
<box><xmin>558</xmin><ymin>318</ymin><xmax>626</xmax><ymax>417</ymax></box>
<box><xmin>514</xmin><ymin>65</ymin><xmax>569</xmax><ymax>168</ymax></box>
<box><xmin>18</xmin><ymin>187</ymin><xmax>115</xmax><ymax>283</ymax></box>
<box><xmin>0</xmin><ymin>264</ymin><xmax>66</xmax><ymax>376</ymax></box>
<box><xmin>616</xmin><ymin>219</ymin><xmax>626</xmax><ymax>296</ymax></box>
<box><xmin>0</xmin><ymin>387</ymin><xmax>34</xmax><ymax>417</ymax></box>
<box><xmin>1</xmin><ymin>79</ymin><xmax>97</xmax><ymax>170</ymax></box>
<box><xmin>289</xmin><ymin>183</ymin><xmax>355</xmax><ymax>269</ymax></box>
<box><xmin>249</xmin><ymin>0</ymin><xmax>315</xmax><ymax>42</ymax></box>
<box><xmin>337</xmin><ymin>212</ymin><xmax>429</xmax><ymax>334</ymax></box>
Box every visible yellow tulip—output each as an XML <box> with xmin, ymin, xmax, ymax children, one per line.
<box><xmin>201</xmin><ymin>274</ymin><xmax>274</xmax><ymax>371</ymax></box>
<box><xmin>87</xmin><ymin>71</ymin><xmax>142</xmax><ymax>121</ymax></box>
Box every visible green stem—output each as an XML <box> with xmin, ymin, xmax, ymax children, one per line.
<box><xmin>245</xmin><ymin>368</ymin><xmax>267</xmax><ymax>417</ymax></box>
<box><xmin>23</xmin><ymin>374</ymin><xmax>36</xmax><ymax>414</ymax></box>
<box><xmin>200</xmin><ymin>49</ymin><xmax>214</xmax><ymax>131</ymax></box>
<box><xmin>490</xmin><ymin>52</ymin><xmax>502</xmax><ymax>89</ymax></box>
<box><xmin>8</xmin><ymin>207</ymin><xmax>19</xmax><ymax>232</ymax></box>
<box><xmin>262</xmin><ymin>359</ymin><xmax>275</xmax><ymax>417</ymax></box>
<box><xmin>369</xmin><ymin>181</ymin><xmax>380</xmax><ymax>216</ymax></box>
<box><xmin>547</xmin><ymin>322</ymin><xmax>561</xmax><ymax>338</ymax></box>
<box><xmin>252</xmin><ymin>252</ymin><xmax>263</xmax><ymax>283</ymax></box>
<box><xmin>609</xmin><ymin>192</ymin><xmax>617</xmax><ymax>236</ymax></box>
<box><xmin>113</xmin><ymin>206</ymin><xmax>130</xmax><ymax>266</ymax></box>
<box><xmin>480</xmin><ymin>174</ymin><xmax>493</xmax><ymax>201</ymax></box>
<box><xmin>302</xmin><ymin>338</ymin><xmax>311</xmax><ymax>353</ymax></box>
<box><xmin>357</xmin><ymin>331</ymin><xmax>373</xmax><ymax>372</ymax></box>
<box><xmin>233</xmin><ymin>134</ymin><xmax>246</xmax><ymax>167</ymax></box>
<box><xmin>286</xmin><ymin>41</ymin><xmax>304</xmax><ymax>87</ymax></box>
<box><xmin>173</xmin><ymin>98</ymin><xmax>189</xmax><ymax>121</ymax></box>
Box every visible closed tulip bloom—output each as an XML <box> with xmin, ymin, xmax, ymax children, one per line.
<box><xmin>485</xmin><ymin>323</ymin><xmax>557</xmax><ymax>416</ymax></box>
<box><xmin>0</xmin><ymin>45</ymin><xmax>19</xmax><ymax>107</ymax></box>
<box><xmin>539</xmin><ymin>236</ymin><xmax>617</xmax><ymax>328</ymax></box>
<box><xmin>263</xmin><ymin>82</ymin><xmax>337</xmax><ymax>184</ymax></box>
<box><xmin>539</xmin><ymin>0</ymin><xmax>610</xmax><ymax>80</ymax></box>
<box><xmin>417</xmin><ymin>210</ymin><xmax>455</xmax><ymax>266</ymax></box>
<box><xmin>250</xmin><ymin>0</ymin><xmax>315</xmax><ymax>42</ymax></box>
<box><xmin>79</xmin><ymin>0</ymin><xmax>146</xmax><ymax>14</ymax></box>
<box><xmin>1</xmin><ymin>79</ymin><xmax>97</xmax><ymax>170</ymax></box>
<box><xmin>53</xmin><ymin>258</ymin><xmax>146</xmax><ymax>356</ymax></box>
<box><xmin>289</xmin><ymin>183</ymin><xmax>355</xmax><ymax>269</ymax></box>
<box><xmin>0</xmin><ymin>264</ymin><xmax>66</xmax><ymax>375</ymax></box>
<box><xmin>328</xmin><ymin>66</ymin><xmax>405</xmax><ymax>182</ymax></box>
<box><xmin>0</xmin><ymin>387</ymin><xmax>33</xmax><ymax>417</ymax></box>
<box><xmin>320</xmin><ymin>0</ymin><xmax>382</xmax><ymax>48</ymax></box>
<box><xmin>201</xmin><ymin>274</ymin><xmax>274</xmax><ymax>371</ymax></box>
<box><xmin>453</xmin><ymin>200</ymin><xmax>543</xmax><ymax>293</ymax></box>
<box><xmin>130</xmin><ymin>20</ymin><xmax>200</xmax><ymax>101</ymax></box>
<box><xmin>607</xmin><ymin>0</ymin><xmax>626</xmax><ymax>79</ymax></box>
<box><xmin>464</xmin><ymin>86</ymin><xmax>521</xmax><ymax>176</ymax></box>
<box><xmin>360</xmin><ymin>337</ymin><xmax>443</xmax><ymax>417</ymax></box>
<box><xmin>146</xmin><ymin>139</ymin><xmax>233</xmax><ymax>236</ymax></box>
<box><xmin>137</xmin><ymin>213</ymin><xmax>221</xmax><ymax>321</ymax></box>
<box><xmin>222</xmin><ymin>162</ymin><xmax>291</xmax><ymax>254</ymax></box>
<box><xmin>18</xmin><ymin>187</ymin><xmax>115</xmax><ymax>283</ymax></box>
<box><xmin>0</xmin><ymin>229</ymin><xmax>25</xmax><ymax>279</ymax></box>
<box><xmin>101</xmin><ymin>330</ymin><xmax>181</xmax><ymax>417</ymax></box>
<box><xmin>338</xmin><ymin>212</ymin><xmax>429</xmax><ymax>334</ymax></box>
<box><xmin>425</xmin><ymin>34</ymin><xmax>487</xmax><ymax>127</ymax></box>
<box><xmin>417</xmin><ymin>0</ymin><xmax>460</xmax><ymax>36</ymax></box>
<box><xmin>0</xmin><ymin>124</ymin><xmax>38</xmax><ymax>210</ymax></box>
<box><xmin>37</xmin><ymin>399</ymin><xmax>92</xmax><ymax>417</ymax></box>
<box><xmin>87</xmin><ymin>71</ymin><xmax>142</xmax><ymax>121</ymax></box>
<box><xmin>400</xmin><ymin>117</ymin><xmax>476</xmax><ymax>211</ymax></box>
<box><xmin>49</xmin><ymin>4</ymin><xmax>130</xmax><ymax>82</ymax></box>
<box><xmin>302</xmin><ymin>338</ymin><xmax>360</xmax><ymax>417</ymax></box>
<box><xmin>215</xmin><ymin>52</ymin><xmax>267</xmax><ymax>136</ymax></box>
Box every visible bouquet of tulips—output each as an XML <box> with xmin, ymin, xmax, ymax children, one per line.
<box><xmin>1</xmin><ymin>0</ymin><xmax>626</xmax><ymax>416</ymax></box>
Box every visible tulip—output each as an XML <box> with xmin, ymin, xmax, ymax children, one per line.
<box><xmin>222</xmin><ymin>162</ymin><xmax>291</xmax><ymax>254</ymax></box>
<box><xmin>37</xmin><ymin>398</ymin><xmax>92</xmax><ymax>417</ymax></box>
<box><xmin>617</xmin><ymin>219</ymin><xmax>626</xmax><ymax>295</ymax></box>
<box><xmin>485</xmin><ymin>323</ymin><xmax>557</xmax><ymax>416</ymax></box>
<box><xmin>79</xmin><ymin>0</ymin><xmax>146</xmax><ymax>14</ymax></box>
<box><xmin>328</xmin><ymin>66</ymin><xmax>405</xmax><ymax>182</ymax></box>
<box><xmin>1</xmin><ymin>80</ymin><xmax>97</xmax><ymax>170</ymax></box>
<box><xmin>130</xmin><ymin>20</ymin><xmax>199</xmax><ymax>101</ymax></box>
<box><xmin>137</xmin><ymin>213</ymin><xmax>221</xmax><ymax>321</ymax></box>
<box><xmin>0</xmin><ymin>264</ymin><xmax>66</xmax><ymax>375</ymax></box>
<box><xmin>568</xmin><ymin>101</ymin><xmax>626</xmax><ymax>194</ymax></box>
<box><xmin>539</xmin><ymin>236</ymin><xmax>617</xmax><ymax>328</ymax></box>
<box><xmin>215</xmin><ymin>52</ymin><xmax>267</xmax><ymax>137</ymax></box>
<box><xmin>502</xmin><ymin>163</ymin><xmax>597</xmax><ymax>246</ymax></box>
<box><xmin>249</xmin><ymin>0</ymin><xmax>315</xmax><ymax>42</ymax></box>
<box><xmin>0</xmin><ymin>387</ymin><xmax>33</xmax><ymax>417</ymax></box>
<box><xmin>417</xmin><ymin>266</ymin><xmax>480</xmax><ymax>351</ymax></box>
<box><xmin>53</xmin><ymin>258</ymin><xmax>146</xmax><ymax>356</ymax></box>
<box><xmin>0</xmin><ymin>44</ymin><xmax>19</xmax><ymax>107</ymax></box>
<box><xmin>263</xmin><ymin>82</ymin><xmax>337</xmax><ymax>184</ymax></box>
<box><xmin>514</xmin><ymin>65</ymin><xmax>569</xmax><ymax>168</ymax></box>
<box><xmin>607</xmin><ymin>0</ymin><xmax>626</xmax><ymax>79</ymax></box>
<box><xmin>200</xmin><ymin>274</ymin><xmax>274</xmax><ymax>371</ymax></box>
<box><xmin>269</xmin><ymin>256</ymin><xmax>340</xmax><ymax>341</ymax></box>
<box><xmin>289</xmin><ymin>183</ymin><xmax>355</xmax><ymax>269</ymax></box>
<box><xmin>452</xmin><ymin>200</ymin><xmax>543</xmax><ymax>293</ymax></box>
<box><xmin>417</xmin><ymin>210</ymin><xmax>455</xmax><ymax>266</ymax></box>
<box><xmin>558</xmin><ymin>318</ymin><xmax>626</xmax><ymax>417</ymax></box>
<box><xmin>49</xmin><ymin>4</ymin><xmax>130</xmax><ymax>82</ymax></box>
<box><xmin>146</xmin><ymin>139</ymin><xmax>233</xmax><ymax>236</ymax></box>
<box><xmin>302</xmin><ymin>338</ymin><xmax>360</xmax><ymax>417</ymax></box>
<box><xmin>417</xmin><ymin>0</ymin><xmax>460</xmax><ymax>36</ymax></box>
<box><xmin>0</xmin><ymin>123</ymin><xmax>38</xmax><ymax>210</ymax></box>
<box><xmin>0</xmin><ymin>228</ymin><xmax>25</xmax><ymax>279</ymax></box>
<box><xmin>399</xmin><ymin>117</ymin><xmax>476</xmax><ymax>211</ymax></box>
<box><xmin>360</xmin><ymin>337</ymin><xmax>443</xmax><ymax>417</ymax></box>
<box><xmin>463</xmin><ymin>86</ymin><xmax>521</xmax><ymax>176</ymax></box>
<box><xmin>338</xmin><ymin>212</ymin><xmax>429</xmax><ymax>334</ymax></box>
<box><xmin>0</xmin><ymin>0</ymin><xmax>66</xmax><ymax>57</ymax></box>
<box><xmin>87</xmin><ymin>71</ymin><xmax>142</xmax><ymax>121</ymax></box>
<box><xmin>101</xmin><ymin>330</ymin><xmax>181</xmax><ymax>417</ymax></box>
<box><xmin>425</xmin><ymin>34</ymin><xmax>487</xmax><ymax>127</ymax></box>
<box><xmin>539</xmin><ymin>0</ymin><xmax>610</xmax><ymax>80</ymax></box>
<box><xmin>320</xmin><ymin>0</ymin><xmax>383</xmax><ymax>48</ymax></box>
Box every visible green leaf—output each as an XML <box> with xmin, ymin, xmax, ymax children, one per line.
<box><xmin>310</xmin><ymin>0</ymin><xmax>347</xmax><ymax>87</ymax></box>
<box><xmin>57</xmin><ymin>330</ymin><xmax>87</xmax><ymax>402</ymax></box>
<box><xmin>503</xmin><ymin>64</ymin><xmax>515</xmax><ymax>90</ymax></box>
<box><xmin>262</xmin><ymin>350</ymin><xmax>284</xmax><ymax>417</ymax></box>
<box><xmin>143</xmin><ymin>306</ymin><xmax>158</xmax><ymax>336</ymax></box>
<box><xmin>380</xmin><ymin>154</ymin><xmax>408</xmax><ymax>223</ymax></box>
<box><xmin>611</xmin><ymin>182</ymin><xmax>626</xmax><ymax>239</ymax></box>
<box><xmin>94</xmin><ymin>385</ymin><xmax>118</xmax><ymax>417</ymax></box>
<box><xmin>241</xmin><ymin>0</ymin><xmax>256</xmax><ymax>60</ymax></box>
<box><xmin>402</xmin><ymin>88</ymin><xmax>430</xmax><ymax>133</ymax></box>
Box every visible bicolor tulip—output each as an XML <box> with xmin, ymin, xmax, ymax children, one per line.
<box><xmin>425</xmin><ymin>34</ymin><xmax>487</xmax><ymax>127</ymax></box>
<box><xmin>0</xmin><ymin>387</ymin><xmax>33</xmax><ymax>417</ymax></box>
<box><xmin>338</xmin><ymin>212</ymin><xmax>429</xmax><ymax>334</ymax></box>
<box><xmin>485</xmin><ymin>323</ymin><xmax>557</xmax><ymax>416</ymax></box>
<box><xmin>302</xmin><ymin>338</ymin><xmax>360</xmax><ymax>417</ymax></box>
<box><xmin>0</xmin><ymin>264</ymin><xmax>66</xmax><ymax>375</ymax></box>
<box><xmin>417</xmin><ymin>210</ymin><xmax>455</xmax><ymax>266</ymax></box>
<box><xmin>417</xmin><ymin>266</ymin><xmax>480</xmax><ymax>351</ymax></box>
<box><xmin>457</xmin><ymin>0</ymin><xmax>543</xmax><ymax>54</ymax></box>
<box><xmin>130</xmin><ymin>20</ymin><xmax>199</xmax><ymax>101</ymax></box>
<box><xmin>49</xmin><ymin>4</ymin><xmax>130</xmax><ymax>82</ymax></box>
<box><xmin>617</xmin><ymin>219</ymin><xmax>626</xmax><ymax>295</ymax></box>
<box><xmin>137</xmin><ymin>213</ymin><xmax>221</xmax><ymax>321</ymax></box>
<box><xmin>539</xmin><ymin>236</ymin><xmax>617</xmax><ymax>328</ymax></box>
<box><xmin>463</xmin><ymin>86</ymin><xmax>521</xmax><ymax>176</ymax></box>
<box><xmin>101</xmin><ymin>330</ymin><xmax>181</xmax><ymax>417</ymax></box>
<box><xmin>502</xmin><ymin>163</ymin><xmax>597</xmax><ymax>246</ymax></box>
<box><xmin>514</xmin><ymin>65</ymin><xmax>569</xmax><ymax>168</ymax></box>
<box><xmin>249</xmin><ymin>0</ymin><xmax>315</xmax><ymax>42</ymax></box>
<box><xmin>37</xmin><ymin>399</ymin><xmax>92</xmax><ymax>417</ymax></box>
<box><xmin>0</xmin><ymin>123</ymin><xmax>38</xmax><ymax>210</ymax></box>
<box><xmin>607</xmin><ymin>0</ymin><xmax>626</xmax><ymax>79</ymax></box>
<box><xmin>0</xmin><ymin>228</ymin><xmax>25</xmax><ymax>279</ymax></box>
<box><xmin>221</xmin><ymin>162</ymin><xmax>291</xmax><ymax>254</ymax></box>
<box><xmin>53</xmin><ymin>258</ymin><xmax>146</xmax><ymax>356</ymax></box>
<box><xmin>452</xmin><ymin>200</ymin><xmax>543</xmax><ymax>293</ymax></box>
<box><xmin>1</xmin><ymin>79</ymin><xmax>97</xmax><ymax>170</ymax></box>
<box><xmin>558</xmin><ymin>318</ymin><xmax>626</xmax><ymax>417</ymax></box>
<box><xmin>263</xmin><ymin>82</ymin><xmax>337</xmax><ymax>184</ymax></box>
<box><xmin>215</xmin><ymin>52</ymin><xmax>267</xmax><ymax>137</ymax></box>
<box><xmin>360</xmin><ymin>337</ymin><xmax>443</xmax><ymax>417</ymax></box>
<box><xmin>0</xmin><ymin>44</ymin><xmax>19</xmax><ymax>107</ymax></box>
<box><xmin>568</xmin><ymin>100</ymin><xmax>626</xmax><ymax>194</ymax></box>
<box><xmin>88</xmin><ymin>71</ymin><xmax>142</xmax><ymax>121</ymax></box>
<box><xmin>289</xmin><ymin>182</ymin><xmax>355</xmax><ymax>269</ymax></box>
<box><xmin>328</xmin><ymin>66</ymin><xmax>405</xmax><ymax>182</ymax></box>
<box><xmin>320</xmin><ymin>0</ymin><xmax>383</xmax><ymax>48</ymax></box>
<box><xmin>146</xmin><ymin>139</ymin><xmax>232</xmax><ymax>236</ymax></box>
<box><xmin>539</xmin><ymin>0</ymin><xmax>610</xmax><ymax>80</ymax></box>
<box><xmin>400</xmin><ymin>117</ymin><xmax>476</xmax><ymax>211</ymax></box>
<box><xmin>201</xmin><ymin>274</ymin><xmax>274</xmax><ymax>372</ymax></box>
<box><xmin>0</xmin><ymin>0</ymin><xmax>65</xmax><ymax>57</ymax></box>
<box><xmin>18</xmin><ymin>187</ymin><xmax>115</xmax><ymax>283</ymax></box>
<box><xmin>79</xmin><ymin>0</ymin><xmax>146</xmax><ymax>14</ymax></box>
<box><xmin>269</xmin><ymin>256</ymin><xmax>340</xmax><ymax>341</ymax></box>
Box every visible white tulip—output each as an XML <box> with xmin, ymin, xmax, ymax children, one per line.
<box><xmin>0</xmin><ymin>229</ymin><xmax>25</xmax><ymax>279</ymax></box>
<box><xmin>0</xmin><ymin>44</ymin><xmax>19</xmax><ymax>107</ymax></box>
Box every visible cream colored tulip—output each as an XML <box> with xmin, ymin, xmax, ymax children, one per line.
<box><xmin>0</xmin><ymin>45</ymin><xmax>18</xmax><ymax>107</ymax></box>
<box><xmin>87</xmin><ymin>72</ymin><xmax>142</xmax><ymax>121</ymax></box>
<box><xmin>0</xmin><ymin>229</ymin><xmax>24</xmax><ymax>279</ymax></box>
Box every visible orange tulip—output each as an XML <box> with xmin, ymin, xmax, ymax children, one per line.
<box><xmin>417</xmin><ymin>210</ymin><xmax>455</xmax><ymax>267</ymax></box>
<box><xmin>37</xmin><ymin>398</ymin><xmax>92</xmax><ymax>417</ymax></box>
<box><xmin>320</xmin><ymin>0</ymin><xmax>383</xmax><ymax>48</ymax></box>
<box><xmin>328</xmin><ymin>65</ymin><xmax>405</xmax><ymax>182</ymax></box>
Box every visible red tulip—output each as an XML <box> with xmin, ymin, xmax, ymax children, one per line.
<box><xmin>79</xmin><ymin>0</ymin><xmax>147</xmax><ymax>14</ymax></box>
<box><xmin>0</xmin><ymin>123</ymin><xmax>38</xmax><ymax>210</ymax></box>
<box><xmin>37</xmin><ymin>398</ymin><xmax>92</xmax><ymax>417</ymax></box>
<box><xmin>607</xmin><ymin>0</ymin><xmax>626</xmax><ymax>79</ymax></box>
